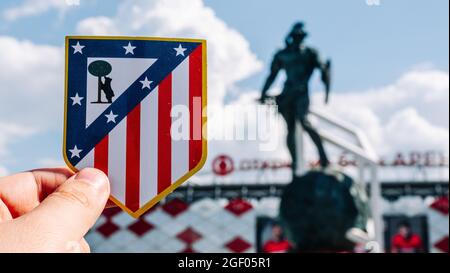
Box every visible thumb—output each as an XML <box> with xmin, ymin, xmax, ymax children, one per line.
<box><xmin>24</xmin><ymin>168</ymin><xmax>110</xmax><ymax>243</ymax></box>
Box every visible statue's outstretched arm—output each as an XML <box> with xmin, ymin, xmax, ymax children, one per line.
<box><xmin>260</xmin><ymin>54</ymin><xmax>281</xmax><ymax>102</ymax></box>
<box><xmin>315</xmin><ymin>51</ymin><xmax>331</xmax><ymax>104</ymax></box>
<box><xmin>321</xmin><ymin>60</ymin><xmax>331</xmax><ymax>104</ymax></box>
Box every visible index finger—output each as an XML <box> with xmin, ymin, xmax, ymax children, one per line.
<box><xmin>0</xmin><ymin>167</ymin><xmax>74</xmax><ymax>218</ymax></box>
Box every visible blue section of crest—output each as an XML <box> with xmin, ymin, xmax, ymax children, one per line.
<box><xmin>65</xmin><ymin>38</ymin><xmax>201</xmax><ymax>166</ymax></box>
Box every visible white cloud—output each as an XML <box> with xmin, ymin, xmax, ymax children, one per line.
<box><xmin>313</xmin><ymin>68</ymin><xmax>449</xmax><ymax>156</ymax></box>
<box><xmin>198</xmin><ymin>67</ymin><xmax>449</xmax><ymax>183</ymax></box>
<box><xmin>195</xmin><ymin>91</ymin><xmax>292</xmax><ymax>184</ymax></box>
<box><xmin>384</xmin><ymin>108</ymin><xmax>449</xmax><ymax>152</ymax></box>
<box><xmin>0</xmin><ymin>36</ymin><xmax>64</xmax><ymax>130</ymax></box>
<box><xmin>76</xmin><ymin>16</ymin><xmax>119</xmax><ymax>36</ymax></box>
<box><xmin>0</xmin><ymin>122</ymin><xmax>34</xmax><ymax>173</ymax></box>
<box><xmin>0</xmin><ymin>122</ymin><xmax>35</xmax><ymax>157</ymax></box>
<box><xmin>208</xmin><ymin>68</ymin><xmax>449</xmax><ymax>156</ymax></box>
<box><xmin>0</xmin><ymin>36</ymin><xmax>63</xmax><ymax>173</ymax></box>
<box><xmin>37</xmin><ymin>157</ymin><xmax>66</xmax><ymax>166</ymax></box>
<box><xmin>2</xmin><ymin>0</ymin><xmax>74</xmax><ymax>21</ymax></box>
<box><xmin>76</xmin><ymin>0</ymin><xmax>263</xmax><ymax>106</ymax></box>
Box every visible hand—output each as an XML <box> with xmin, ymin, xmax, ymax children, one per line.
<box><xmin>0</xmin><ymin>167</ymin><xmax>110</xmax><ymax>253</ymax></box>
<box><xmin>258</xmin><ymin>94</ymin><xmax>268</xmax><ymax>104</ymax></box>
<box><xmin>324</xmin><ymin>93</ymin><xmax>329</xmax><ymax>105</ymax></box>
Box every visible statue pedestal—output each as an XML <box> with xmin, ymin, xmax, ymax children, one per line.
<box><xmin>279</xmin><ymin>168</ymin><xmax>370</xmax><ymax>252</ymax></box>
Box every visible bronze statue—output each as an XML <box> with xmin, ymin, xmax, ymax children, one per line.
<box><xmin>260</xmin><ymin>22</ymin><xmax>331</xmax><ymax>172</ymax></box>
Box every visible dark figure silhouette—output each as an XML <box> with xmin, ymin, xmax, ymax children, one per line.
<box><xmin>260</xmin><ymin>22</ymin><xmax>331</xmax><ymax>172</ymax></box>
<box><xmin>99</xmin><ymin>76</ymin><xmax>115</xmax><ymax>103</ymax></box>
<box><xmin>88</xmin><ymin>60</ymin><xmax>115</xmax><ymax>104</ymax></box>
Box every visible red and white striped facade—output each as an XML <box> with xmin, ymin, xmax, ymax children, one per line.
<box><xmin>86</xmin><ymin>196</ymin><xmax>449</xmax><ymax>253</ymax></box>
<box><xmin>427</xmin><ymin>196</ymin><xmax>449</xmax><ymax>253</ymax></box>
<box><xmin>76</xmin><ymin>46</ymin><xmax>205</xmax><ymax>216</ymax></box>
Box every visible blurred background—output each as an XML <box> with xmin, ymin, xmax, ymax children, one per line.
<box><xmin>0</xmin><ymin>0</ymin><xmax>448</xmax><ymax>253</ymax></box>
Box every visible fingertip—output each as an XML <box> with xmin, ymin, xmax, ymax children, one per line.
<box><xmin>75</xmin><ymin>168</ymin><xmax>110</xmax><ymax>194</ymax></box>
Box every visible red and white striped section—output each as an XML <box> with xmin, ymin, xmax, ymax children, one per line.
<box><xmin>427</xmin><ymin>196</ymin><xmax>449</xmax><ymax>253</ymax></box>
<box><xmin>76</xmin><ymin>46</ymin><xmax>204</xmax><ymax>213</ymax></box>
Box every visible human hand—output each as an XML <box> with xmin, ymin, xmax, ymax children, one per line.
<box><xmin>324</xmin><ymin>93</ymin><xmax>329</xmax><ymax>104</ymax></box>
<box><xmin>0</xmin><ymin>167</ymin><xmax>110</xmax><ymax>253</ymax></box>
<box><xmin>258</xmin><ymin>94</ymin><xmax>269</xmax><ymax>104</ymax></box>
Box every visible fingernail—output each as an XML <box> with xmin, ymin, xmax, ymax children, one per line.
<box><xmin>75</xmin><ymin>168</ymin><xmax>108</xmax><ymax>189</ymax></box>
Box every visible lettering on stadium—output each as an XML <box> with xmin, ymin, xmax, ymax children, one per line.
<box><xmin>212</xmin><ymin>151</ymin><xmax>449</xmax><ymax>176</ymax></box>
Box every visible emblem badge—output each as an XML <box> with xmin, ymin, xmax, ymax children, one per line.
<box><xmin>63</xmin><ymin>36</ymin><xmax>207</xmax><ymax>217</ymax></box>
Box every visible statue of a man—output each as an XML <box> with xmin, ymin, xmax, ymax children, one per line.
<box><xmin>260</xmin><ymin>22</ymin><xmax>331</xmax><ymax>172</ymax></box>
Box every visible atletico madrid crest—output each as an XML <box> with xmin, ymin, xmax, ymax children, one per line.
<box><xmin>63</xmin><ymin>36</ymin><xmax>207</xmax><ymax>217</ymax></box>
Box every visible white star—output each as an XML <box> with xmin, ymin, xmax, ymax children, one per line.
<box><xmin>105</xmin><ymin>110</ymin><xmax>118</xmax><ymax>123</ymax></box>
<box><xmin>72</xmin><ymin>41</ymin><xmax>85</xmax><ymax>54</ymax></box>
<box><xmin>139</xmin><ymin>77</ymin><xmax>152</xmax><ymax>89</ymax></box>
<box><xmin>174</xmin><ymin>44</ymin><xmax>187</xmax><ymax>56</ymax></box>
<box><xmin>123</xmin><ymin>42</ymin><xmax>136</xmax><ymax>55</ymax></box>
<box><xmin>70</xmin><ymin>93</ymin><xmax>84</xmax><ymax>106</ymax></box>
<box><xmin>69</xmin><ymin>145</ymin><xmax>82</xmax><ymax>158</ymax></box>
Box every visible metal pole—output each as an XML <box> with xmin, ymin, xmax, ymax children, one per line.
<box><xmin>357</xmin><ymin>157</ymin><xmax>365</xmax><ymax>183</ymax></box>
<box><xmin>370</xmin><ymin>165</ymin><xmax>384</xmax><ymax>252</ymax></box>
<box><xmin>295</xmin><ymin>121</ymin><xmax>305</xmax><ymax>176</ymax></box>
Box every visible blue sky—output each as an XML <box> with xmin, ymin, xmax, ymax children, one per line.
<box><xmin>1</xmin><ymin>0</ymin><xmax>448</xmax><ymax>91</ymax></box>
<box><xmin>208</xmin><ymin>0</ymin><xmax>449</xmax><ymax>90</ymax></box>
<box><xmin>0</xmin><ymin>0</ymin><xmax>448</xmax><ymax>174</ymax></box>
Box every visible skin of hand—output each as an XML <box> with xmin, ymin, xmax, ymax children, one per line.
<box><xmin>0</xmin><ymin>167</ymin><xmax>110</xmax><ymax>253</ymax></box>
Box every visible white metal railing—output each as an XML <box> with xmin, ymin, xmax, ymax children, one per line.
<box><xmin>294</xmin><ymin>107</ymin><xmax>383</xmax><ymax>252</ymax></box>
